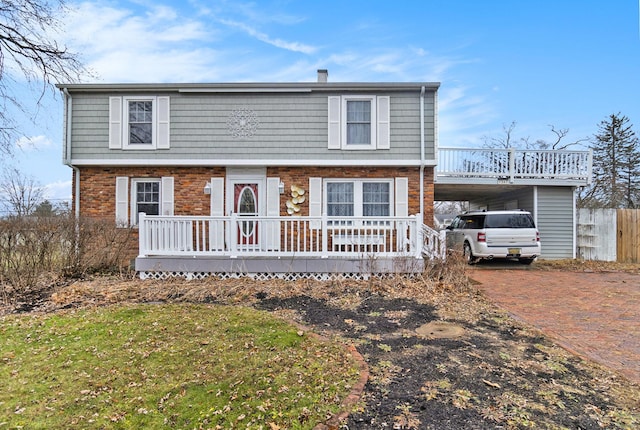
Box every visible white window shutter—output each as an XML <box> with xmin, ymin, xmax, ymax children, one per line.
<box><xmin>327</xmin><ymin>96</ymin><xmax>341</xmax><ymax>149</ymax></box>
<box><xmin>161</xmin><ymin>177</ymin><xmax>174</xmax><ymax>215</ymax></box>
<box><xmin>209</xmin><ymin>178</ymin><xmax>224</xmax><ymax>216</ymax></box>
<box><xmin>209</xmin><ymin>178</ymin><xmax>225</xmax><ymax>251</ymax></box>
<box><xmin>266</xmin><ymin>178</ymin><xmax>280</xmax><ymax>216</ymax></box>
<box><xmin>377</xmin><ymin>96</ymin><xmax>390</xmax><ymax>149</ymax></box>
<box><xmin>265</xmin><ymin>177</ymin><xmax>281</xmax><ymax>250</ymax></box>
<box><xmin>115</xmin><ymin>176</ymin><xmax>129</xmax><ymax>225</ymax></box>
<box><xmin>395</xmin><ymin>177</ymin><xmax>408</xmax><ymax>217</ymax></box>
<box><xmin>109</xmin><ymin>97</ymin><xmax>122</xmax><ymax>149</ymax></box>
<box><xmin>156</xmin><ymin>96</ymin><xmax>170</xmax><ymax>149</ymax></box>
<box><xmin>309</xmin><ymin>177</ymin><xmax>322</xmax><ymax>217</ymax></box>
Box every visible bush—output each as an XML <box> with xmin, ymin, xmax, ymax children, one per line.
<box><xmin>0</xmin><ymin>215</ymin><xmax>135</xmax><ymax>305</ymax></box>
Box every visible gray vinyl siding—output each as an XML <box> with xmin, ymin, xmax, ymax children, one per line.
<box><xmin>536</xmin><ymin>186</ymin><xmax>575</xmax><ymax>259</ymax></box>
<box><xmin>470</xmin><ymin>188</ymin><xmax>534</xmax><ymax>213</ymax></box>
<box><xmin>68</xmin><ymin>89</ymin><xmax>436</xmax><ymax>163</ymax></box>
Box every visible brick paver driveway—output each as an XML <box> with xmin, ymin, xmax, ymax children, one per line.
<box><xmin>469</xmin><ymin>262</ymin><xmax>640</xmax><ymax>384</ymax></box>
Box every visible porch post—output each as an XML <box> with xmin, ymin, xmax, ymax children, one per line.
<box><xmin>412</xmin><ymin>214</ymin><xmax>423</xmax><ymax>258</ymax></box>
<box><xmin>230</xmin><ymin>212</ymin><xmax>238</xmax><ymax>258</ymax></box>
<box><xmin>138</xmin><ymin>212</ymin><xmax>147</xmax><ymax>257</ymax></box>
<box><xmin>321</xmin><ymin>213</ymin><xmax>329</xmax><ymax>258</ymax></box>
<box><xmin>509</xmin><ymin>147</ymin><xmax>515</xmax><ymax>183</ymax></box>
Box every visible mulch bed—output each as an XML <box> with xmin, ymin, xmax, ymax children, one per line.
<box><xmin>2</xmin><ymin>267</ymin><xmax>639</xmax><ymax>429</ymax></box>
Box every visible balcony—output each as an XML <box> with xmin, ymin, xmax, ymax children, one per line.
<box><xmin>436</xmin><ymin>147</ymin><xmax>592</xmax><ymax>186</ymax></box>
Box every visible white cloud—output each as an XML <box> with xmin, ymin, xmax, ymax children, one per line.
<box><xmin>63</xmin><ymin>2</ymin><xmax>219</xmax><ymax>82</ymax></box>
<box><xmin>42</xmin><ymin>180</ymin><xmax>73</xmax><ymax>201</ymax></box>
<box><xmin>219</xmin><ymin>19</ymin><xmax>316</xmax><ymax>54</ymax></box>
<box><xmin>15</xmin><ymin>135</ymin><xmax>53</xmax><ymax>151</ymax></box>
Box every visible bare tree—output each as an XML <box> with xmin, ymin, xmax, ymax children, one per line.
<box><xmin>0</xmin><ymin>0</ymin><xmax>87</xmax><ymax>155</ymax></box>
<box><xmin>0</xmin><ymin>167</ymin><xmax>44</xmax><ymax>217</ymax></box>
<box><xmin>482</xmin><ymin>121</ymin><xmax>587</xmax><ymax>150</ymax></box>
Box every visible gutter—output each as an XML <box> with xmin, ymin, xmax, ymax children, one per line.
<box><xmin>419</xmin><ymin>86</ymin><xmax>425</xmax><ymax>218</ymax></box>
<box><xmin>62</xmin><ymin>87</ymin><xmax>80</xmax><ymax>218</ymax></box>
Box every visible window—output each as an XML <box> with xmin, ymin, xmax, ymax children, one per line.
<box><xmin>327</xmin><ymin>95</ymin><xmax>390</xmax><ymax>150</ymax></box>
<box><xmin>132</xmin><ymin>179</ymin><xmax>160</xmax><ymax>224</ymax></box>
<box><xmin>109</xmin><ymin>96</ymin><xmax>170</xmax><ymax>150</ymax></box>
<box><xmin>115</xmin><ymin>176</ymin><xmax>173</xmax><ymax>226</ymax></box>
<box><xmin>327</xmin><ymin>182</ymin><xmax>354</xmax><ymax>216</ymax></box>
<box><xmin>128</xmin><ymin>100</ymin><xmax>153</xmax><ymax>145</ymax></box>
<box><xmin>363</xmin><ymin>182</ymin><xmax>390</xmax><ymax>216</ymax></box>
<box><xmin>346</xmin><ymin>100</ymin><xmax>371</xmax><ymax>145</ymax></box>
<box><xmin>325</xmin><ymin>180</ymin><xmax>392</xmax><ymax>218</ymax></box>
<box><xmin>124</xmin><ymin>97</ymin><xmax>155</xmax><ymax>148</ymax></box>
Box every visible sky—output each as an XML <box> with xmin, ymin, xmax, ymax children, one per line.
<box><xmin>4</xmin><ymin>0</ymin><xmax>640</xmax><ymax>206</ymax></box>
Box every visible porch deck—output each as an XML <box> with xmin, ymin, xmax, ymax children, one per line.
<box><xmin>136</xmin><ymin>214</ymin><xmax>444</xmax><ymax>280</ymax></box>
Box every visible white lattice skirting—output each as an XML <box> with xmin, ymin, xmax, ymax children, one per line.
<box><xmin>138</xmin><ymin>271</ymin><xmax>403</xmax><ymax>282</ymax></box>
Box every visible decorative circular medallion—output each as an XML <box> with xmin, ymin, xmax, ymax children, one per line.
<box><xmin>227</xmin><ymin>108</ymin><xmax>259</xmax><ymax>138</ymax></box>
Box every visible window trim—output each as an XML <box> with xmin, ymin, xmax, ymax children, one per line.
<box><xmin>131</xmin><ymin>178</ymin><xmax>161</xmax><ymax>225</ymax></box>
<box><xmin>123</xmin><ymin>96</ymin><xmax>157</xmax><ymax>150</ymax></box>
<box><xmin>341</xmin><ymin>95</ymin><xmax>377</xmax><ymax>150</ymax></box>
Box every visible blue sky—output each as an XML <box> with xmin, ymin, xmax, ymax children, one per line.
<box><xmin>5</xmin><ymin>0</ymin><xmax>640</xmax><ymax>204</ymax></box>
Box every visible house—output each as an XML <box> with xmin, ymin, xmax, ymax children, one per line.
<box><xmin>57</xmin><ymin>70</ymin><xmax>591</xmax><ymax>279</ymax></box>
<box><xmin>57</xmin><ymin>70</ymin><xmax>441</xmax><ymax>279</ymax></box>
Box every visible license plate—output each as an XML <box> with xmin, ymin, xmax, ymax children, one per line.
<box><xmin>508</xmin><ymin>248</ymin><xmax>521</xmax><ymax>255</ymax></box>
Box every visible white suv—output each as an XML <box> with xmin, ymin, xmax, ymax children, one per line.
<box><xmin>445</xmin><ymin>210</ymin><xmax>541</xmax><ymax>264</ymax></box>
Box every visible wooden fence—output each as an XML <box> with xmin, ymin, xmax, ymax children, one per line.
<box><xmin>577</xmin><ymin>209</ymin><xmax>640</xmax><ymax>263</ymax></box>
<box><xmin>617</xmin><ymin>209</ymin><xmax>640</xmax><ymax>263</ymax></box>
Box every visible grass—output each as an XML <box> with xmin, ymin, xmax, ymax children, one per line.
<box><xmin>0</xmin><ymin>303</ymin><xmax>361</xmax><ymax>429</ymax></box>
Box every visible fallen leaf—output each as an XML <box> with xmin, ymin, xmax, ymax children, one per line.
<box><xmin>482</xmin><ymin>379</ymin><xmax>501</xmax><ymax>389</ymax></box>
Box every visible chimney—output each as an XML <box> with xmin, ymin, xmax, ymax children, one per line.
<box><xmin>317</xmin><ymin>69</ymin><xmax>328</xmax><ymax>83</ymax></box>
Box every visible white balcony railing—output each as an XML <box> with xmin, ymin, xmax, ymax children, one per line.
<box><xmin>437</xmin><ymin>147</ymin><xmax>592</xmax><ymax>184</ymax></box>
<box><xmin>138</xmin><ymin>213</ymin><xmax>442</xmax><ymax>259</ymax></box>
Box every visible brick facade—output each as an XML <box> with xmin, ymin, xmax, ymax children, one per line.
<box><xmin>75</xmin><ymin>165</ymin><xmax>435</xmax><ymax>262</ymax></box>
<box><xmin>76</xmin><ymin>165</ymin><xmax>435</xmax><ymax>226</ymax></box>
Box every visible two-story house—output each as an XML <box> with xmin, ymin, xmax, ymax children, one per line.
<box><xmin>58</xmin><ymin>70</ymin><xmax>592</xmax><ymax>279</ymax></box>
<box><xmin>58</xmin><ymin>70</ymin><xmax>441</xmax><ymax>279</ymax></box>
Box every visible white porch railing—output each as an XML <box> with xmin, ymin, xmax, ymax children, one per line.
<box><xmin>437</xmin><ymin>147</ymin><xmax>592</xmax><ymax>183</ymax></box>
<box><xmin>138</xmin><ymin>213</ymin><xmax>438</xmax><ymax>259</ymax></box>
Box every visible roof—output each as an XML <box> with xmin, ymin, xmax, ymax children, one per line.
<box><xmin>56</xmin><ymin>81</ymin><xmax>440</xmax><ymax>93</ymax></box>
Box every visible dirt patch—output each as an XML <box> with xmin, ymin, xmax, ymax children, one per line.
<box><xmin>3</xmin><ymin>271</ymin><xmax>640</xmax><ymax>429</ymax></box>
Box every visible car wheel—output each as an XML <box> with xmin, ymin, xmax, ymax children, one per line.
<box><xmin>463</xmin><ymin>242</ymin><xmax>477</xmax><ymax>264</ymax></box>
<box><xmin>518</xmin><ymin>257</ymin><xmax>535</xmax><ymax>265</ymax></box>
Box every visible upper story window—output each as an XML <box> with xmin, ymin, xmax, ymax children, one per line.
<box><xmin>128</xmin><ymin>100</ymin><xmax>153</xmax><ymax>145</ymax></box>
<box><xmin>109</xmin><ymin>96</ymin><xmax>170</xmax><ymax>150</ymax></box>
<box><xmin>328</xmin><ymin>95</ymin><xmax>390</xmax><ymax>150</ymax></box>
<box><xmin>346</xmin><ymin>99</ymin><xmax>372</xmax><ymax>146</ymax></box>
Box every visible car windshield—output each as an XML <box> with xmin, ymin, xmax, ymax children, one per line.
<box><xmin>485</xmin><ymin>213</ymin><xmax>535</xmax><ymax>228</ymax></box>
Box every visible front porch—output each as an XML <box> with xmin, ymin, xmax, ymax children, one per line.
<box><xmin>135</xmin><ymin>147</ymin><xmax>592</xmax><ymax>278</ymax></box>
<box><xmin>136</xmin><ymin>213</ymin><xmax>443</xmax><ymax>280</ymax></box>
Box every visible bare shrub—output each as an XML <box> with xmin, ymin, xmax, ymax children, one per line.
<box><xmin>0</xmin><ymin>215</ymin><xmax>135</xmax><ymax>305</ymax></box>
<box><xmin>422</xmin><ymin>251</ymin><xmax>471</xmax><ymax>293</ymax></box>
<box><xmin>61</xmin><ymin>217</ymin><xmax>136</xmax><ymax>278</ymax></box>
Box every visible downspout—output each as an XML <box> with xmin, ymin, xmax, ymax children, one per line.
<box><xmin>419</xmin><ymin>86</ymin><xmax>425</xmax><ymax>220</ymax></box>
<box><xmin>62</xmin><ymin>87</ymin><xmax>80</xmax><ymax>218</ymax></box>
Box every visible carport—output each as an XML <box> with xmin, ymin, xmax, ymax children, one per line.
<box><xmin>435</xmin><ymin>148</ymin><xmax>592</xmax><ymax>259</ymax></box>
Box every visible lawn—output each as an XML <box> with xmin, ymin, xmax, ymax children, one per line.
<box><xmin>0</xmin><ymin>304</ymin><xmax>361</xmax><ymax>429</ymax></box>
